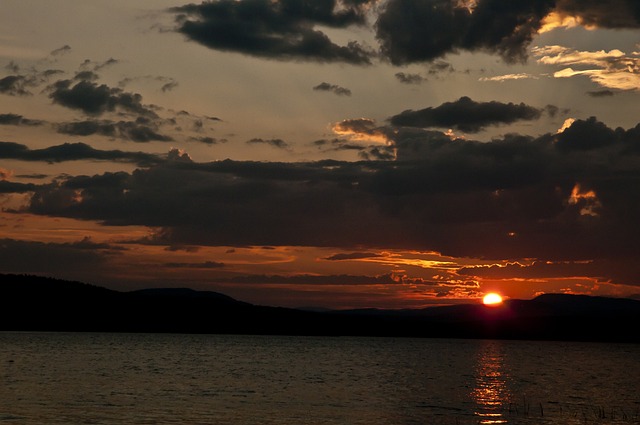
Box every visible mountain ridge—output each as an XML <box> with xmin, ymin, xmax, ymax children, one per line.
<box><xmin>1</xmin><ymin>274</ymin><xmax>639</xmax><ymax>343</ymax></box>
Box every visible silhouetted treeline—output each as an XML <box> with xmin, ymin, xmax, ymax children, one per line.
<box><xmin>1</xmin><ymin>274</ymin><xmax>639</xmax><ymax>343</ymax></box>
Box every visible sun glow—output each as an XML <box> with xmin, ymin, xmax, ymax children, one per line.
<box><xmin>482</xmin><ymin>293</ymin><xmax>503</xmax><ymax>306</ymax></box>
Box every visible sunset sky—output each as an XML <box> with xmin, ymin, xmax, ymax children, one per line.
<box><xmin>2</xmin><ymin>0</ymin><xmax>640</xmax><ymax>309</ymax></box>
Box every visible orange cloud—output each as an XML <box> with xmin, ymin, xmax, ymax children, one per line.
<box><xmin>568</xmin><ymin>184</ymin><xmax>602</xmax><ymax>217</ymax></box>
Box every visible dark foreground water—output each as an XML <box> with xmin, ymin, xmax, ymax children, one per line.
<box><xmin>0</xmin><ymin>332</ymin><xmax>638</xmax><ymax>425</ymax></box>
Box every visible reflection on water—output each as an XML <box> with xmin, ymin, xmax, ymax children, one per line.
<box><xmin>472</xmin><ymin>340</ymin><xmax>511</xmax><ymax>424</ymax></box>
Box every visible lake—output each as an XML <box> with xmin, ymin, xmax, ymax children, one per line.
<box><xmin>0</xmin><ymin>332</ymin><xmax>638</xmax><ymax>424</ymax></box>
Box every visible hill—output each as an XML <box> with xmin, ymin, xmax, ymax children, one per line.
<box><xmin>1</xmin><ymin>274</ymin><xmax>639</xmax><ymax>342</ymax></box>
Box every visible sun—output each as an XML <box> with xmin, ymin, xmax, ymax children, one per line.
<box><xmin>482</xmin><ymin>293</ymin><xmax>503</xmax><ymax>306</ymax></box>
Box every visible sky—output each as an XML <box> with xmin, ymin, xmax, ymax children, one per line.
<box><xmin>2</xmin><ymin>0</ymin><xmax>640</xmax><ymax>309</ymax></box>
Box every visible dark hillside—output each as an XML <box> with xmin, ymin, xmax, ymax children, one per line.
<box><xmin>1</xmin><ymin>274</ymin><xmax>639</xmax><ymax>342</ymax></box>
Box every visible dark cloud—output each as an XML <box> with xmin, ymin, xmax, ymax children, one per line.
<box><xmin>316</xmin><ymin>138</ymin><xmax>367</xmax><ymax>151</ymax></box>
<box><xmin>74</xmin><ymin>71</ymin><xmax>100</xmax><ymax>82</ymax></box>
<box><xmin>0</xmin><ymin>75</ymin><xmax>32</xmax><ymax>96</ymax></box>
<box><xmin>80</xmin><ymin>58</ymin><xmax>119</xmax><ymax>72</ymax></box>
<box><xmin>458</xmin><ymin>258</ymin><xmax>640</xmax><ymax>287</ymax></box>
<box><xmin>0</xmin><ymin>238</ymin><xmax>113</xmax><ymax>275</ymax></box>
<box><xmin>222</xmin><ymin>273</ymin><xmax>400</xmax><ymax>286</ymax></box>
<box><xmin>0</xmin><ymin>180</ymin><xmax>36</xmax><ymax>194</ymax></box>
<box><xmin>313</xmin><ymin>82</ymin><xmax>352</xmax><ymax>96</ymax></box>
<box><xmin>247</xmin><ymin>138</ymin><xmax>290</xmax><ymax>149</ymax></box>
<box><xmin>189</xmin><ymin>136</ymin><xmax>226</xmax><ymax>145</ymax></box>
<box><xmin>554</xmin><ymin>0</ymin><xmax>640</xmax><ymax>29</ymax></box>
<box><xmin>13</xmin><ymin>117</ymin><xmax>640</xmax><ymax>289</ymax></box>
<box><xmin>165</xmin><ymin>260</ymin><xmax>225</xmax><ymax>269</ymax></box>
<box><xmin>324</xmin><ymin>252</ymin><xmax>381</xmax><ymax>260</ymax></box>
<box><xmin>118</xmin><ymin>75</ymin><xmax>179</xmax><ymax>93</ymax></box>
<box><xmin>161</xmin><ymin>80</ymin><xmax>179</xmax><ymax>92</ymax></box>
<box><xmin>0</xmin><ymin>141</ymin><xmax>161</xmax><ymax>165</ymax></box>
<box><xmin>376</xmin><ymin>0</ymin><xmax>553</xmax><ymax>64</ymax></box>
<box><xmin>334</xmin><ymin>118</ymin><xmax>378</xmax><ymax>133</ymax></box>
<box><xmin>554</xmin><ymin>117</ymin><xmax>616</xmax><ymax>152</ymax></box>
<box><xmin>394</xmin><ymin>72</ymin><xmax>425</xmax><ymax>84</ymax></box>
<box><xmin>0</xmin><ymin>113</ymin><xmax>44</xmax><ymax>126</ymax></box>
<box><xmin>587</xmin><ymin>90</ymin><xmax>616</xmax><ymax>97</ymax></box>
<box><xmin>57</xmin><ymin>119</ymin><xmax>173</xmax><ymax>143</ymax></box>
<box><xmin>50</xmin><ymin>45</ymin><xmax>72</xmax><ymax>57</ymax></box>
<box><xmin>48</xmin><ymin>79</ymin><xmax>157</xmax><ymax>117</ymax></box>
<box><xmin>170</xmin><ymin>0</ymin><xmax>374</xmax><ymax>64</ymax></box>
<box><xmin>375</xmin><ymin>0</ymin><xmax>640</xmax><ymax>65</ymax></box>
<box><xmin>313</xmin><ymin>137</ymin><xmax>394</xmax><ymax>160</ymax></box>
<box><xmin>428</xmin><ymin>60</ymin><xmax>454</xmax><ymax>74</ymax></box>
<box><xmin>389</xmin><ymin>96</ymin><xmax>544</xmax><ymax>133</ymax></box>
<box><xmin>0</xmin><ymin>68</ymin><xmax>65</xmax><ymax>96</ymax></box>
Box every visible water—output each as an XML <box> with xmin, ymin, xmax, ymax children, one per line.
<box><xmin>0</xmin><ymin>332</ymin><xmax>638</xmax><ymax>424</ymax></box>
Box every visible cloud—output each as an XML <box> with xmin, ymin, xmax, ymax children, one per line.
<box><xmin>375</xmin><ymin>0</ymin><xmax>640</xmax><ymax>65</ymax></box>
<box><xmin>553</xmin><ymin>116</ymin><xmax>619</xmax><ymax>152</ymax></box>
<box><xmin>541</xmin><ymin>0</ymin><xmax>640</xmax><ymax>32</ymax></box>
<box><xmin>479</xmin><ymin>73</ymin><xmax>538</xmax><ymax>82</ymax></box>
<box><xmin>388</xmin><ymin>96</ymin><xmax>544</xmax><ymax>133</ymax></box>
<box><xmin>0</xmin><ymin>113</ymin><xmax>44</xmax><ymax>126</ymax></box>
<box><xmin>247</xmin><ymin>138</ymin><xmax>290</xmax><ymax>149</ymax></box>
<box><xmin>118</xmin><ymin>75</ymin><xmax>179</xmax><ymax>93</ymax></box>
<box><xmin>8</xmin><ymin>116</ymin><xmax>640</xmax><ymax>287</ymax></box>
<box><xmin>376</xmin><ymin>0</ymin><xmax>555</xmax><ymax>65</ymax></box>
<box><xmin>165</xmin><ymin>260</ymin><xmax>225</xmax><ymax>269</ymax></box>
<box><xmin>0</xmin><ymin>180</ymin><xmax>36</xmax><ymax>194</ymax></box>
<box><xmin>323</xmin><ymin>252</ymin><xmax>382</xmax><ymax>260</ymax></box>
<box><xmin>458</xmin><ymin>258</ymin><xmax>640</xmax><ymax>287</ymax></box>
<box><xmin>587</xmin><ymin>89</ymin><xmax>616</xmax><ymax>97</ymax></box>
<box><xmin>0</xmin><ymin>141</ymin><xmax>162</xmax><ymax>165</ymax></box>
<box><xmin>532</xmin><ymin>45</ymin><xmax>640</xmax><ymax>91</ymax></box>
<box><xmin>0</xmin><ymin>167</ymin><xmax>12</xmax><ymax>180</ymax></box>
<box><xmin>221</xmin><ymin>273</ymin><xmax>401</xmax><ymax>286</ymax></box>
<box><xmin>48</xmin><ymin>79</ymin><xmax>157</xmax><ymax>117</ymax></box>
<box><xmin>394</xmin><ymin>72</ymin><xmax>425</xmax><ymax>84</ymax></box>
<box><xmin>189</xmin><ymin>136</ymin><xmax>226</xmax><ymax>145</ymax></box>
<box><xmin>313</xmin><ymin>82</ymin><xmax>352</xmax><ymax>96</ymax></box>
<box><xmin>0</xmin><ymin>75</ymin><xmax>32</xmax><ymax>96</ymax></box>
<box><xmin>0</xmin><ymin>238</ymin><xmax>113</xmax><ymax>274</ymax></box>
<box><xmin>56</xmin><ymin>119</ymin><xmax>173</xmax><ymax>142</ymax></box>
<box><xmin>50</xmin><ymin>45</ymin><xmax>72</xmax><ymax>57</ymax></box>
<box><xmin>170</xmin><ymin>0</ymin><xmax>374</xmax><ymax>64</ymax></box>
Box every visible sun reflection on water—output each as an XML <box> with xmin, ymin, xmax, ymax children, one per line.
<box><xmin>471</xmin><ymin>341</ymin><xmax>512</xmax><ymax>424</ymax></box>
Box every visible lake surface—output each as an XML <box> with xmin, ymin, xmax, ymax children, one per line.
<box><xmin>0</xmin><ymin>332</ymin><xmax>638</xmax><ymax>424</ymax></box>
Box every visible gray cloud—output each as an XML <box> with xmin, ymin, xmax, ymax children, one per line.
<box><xmin>10</xmin><ymin>117</ymin><xmax>640</xmax><ymax>288</ymax></box>
<box><xmin>50</xmin><ymin>45</ymin><xmax>72</xmax><ymax>57</ymax></box>
<box><xmin>394</xmin><ymin>72</ymin><xmax>425</xmax><ymax>84</ymax></box>
<box><xmin>375</xmin><ymin>0</ymin><xmax>640</xmax><ymax>66</ymax></box>
<box><xmin>0</xmin><ymin>75</ymin><xmax>32</xmax><ymax>96</ymax></box>
<box><xmin>0</xmin><ymin>238</ymin><xmax>113</xmax><ymax>275</ymax></box>
<box><xmin>170</xmin><ymin>0</ymin><xmax>374</xmax><ymax>64</ymax></box>
<box><xmin>48</xmin><ymin>79</ymin><xmax>157</xmax><ymax>117</ymax></box>
<box><xmin>247</xmin><ymin>138</ymin><xmax>290</xmax><ymax>149</ymax></box>
<box><xmin>313</xmin><ymin>82</ymin><xmax>352</xmax><ymax>96</ymax></box>
<box><xmin>323</xmin><ymin>252</ymin><xmax>381</xmax><ymax>260</ymax></box>
<box><xmin>57</xmin><ymin>119</ymin><xmax>173</xmax><ymax>143</ymax></box>
<box><xmin>0</xmin><ymin>180</ymin><xmax>36</xmax><ymax>194</ymax></box>
<box><xmin>222</xmin><ymin>273</ymin><xmax>400</xmax><ymax>286</ymax></box>
<box><xmin>389</xmin><ymin>96</ymin><xmax>544</xmax><ymax>133</ymax></box>
<box><xmin>587</xmin><ymin>90</ymin><xmax>616</xmax><ymax>98</ymax></box>
<box><xmin>375</xmin><ymin>0</ymin><xmax>552</xmax><ymax>65</ymax></box>
<box><xmin>0</xmin><ymin>141</ymin><xmax>162</xmax><ymax>165</ymax></box>
<box><xmin>165</xmin><ymin>260</ymin><xmax>225</xmax><ymax>269</ymax></box>
<box><xmin>0</xmin><ymin>113</ymin><xmax>44</xmax><ymax>126</ymax></box>
<box><xmin>554</xmin><ymin>0</ymin><xmax>640</xmax><ymax>29</ymax></box>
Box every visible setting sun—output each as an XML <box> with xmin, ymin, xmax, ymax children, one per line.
<box><xmin>483</xmin><ymin>293</ymin><xmax>503</xmax><ymax>306</ymax></box>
